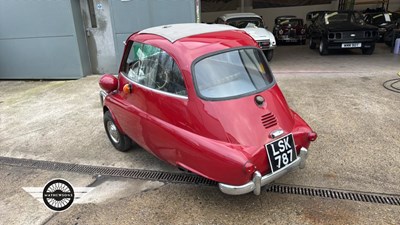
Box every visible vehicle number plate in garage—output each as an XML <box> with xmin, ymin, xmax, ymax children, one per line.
<box><xmin>341</xmin><ymin>43</ymin><xmax>361</xmax><ymax>48</ymax></box>
<box><xmin>266</xmin><ymin>134</ymin><xmax>296</xmax><ymax>173</ymax></box>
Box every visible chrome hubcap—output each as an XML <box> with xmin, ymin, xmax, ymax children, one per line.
<box><xmin>107</xmin><ymin>121</ymin><xmax>120</xmax><ymax>143</ymax></box>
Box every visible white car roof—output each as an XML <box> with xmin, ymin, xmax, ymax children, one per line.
<box><xmin>220</xmin><ymin>13</ymin><xmax>262</xmax><ymax>20</ymax></box>
<box><xmin>138</xmin><ymin>23</ymin><xmax>238</xmax><ymax>43</ymax></box>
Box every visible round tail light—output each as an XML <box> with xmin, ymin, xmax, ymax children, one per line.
<box><xmin>308</xmin><ymin>132</ymin><xmax>318</xmax><ymax>141</ymax></box>
<box><xmin>243</xmin><ymin>161</ymin><xmax>256</xmax><ymax>175</ymax></box>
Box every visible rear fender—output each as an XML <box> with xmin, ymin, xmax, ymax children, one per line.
<box><xmin>291</xmin><ymin>110</ymin><xmax>315</xmax><ymax>151</ymax></box>
<box><xmin>145</xmin><ymin>113</ymin><xmax>254</xmax><ymax>185</ymax></box>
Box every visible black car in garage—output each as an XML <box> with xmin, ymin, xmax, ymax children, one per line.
<box><xmin>363</xmin><ymin>11</ymin><xmax>400</xmax><ymax>41</ymax></box>
<box><xmin>308</xmin><ymin>11</ymin><xmax>379</xmax><ymax>55</ymax></box>
<box><xmin>363</xmin><ymin>11</ymin><xmax>400</xmax><ymax>47</ymax></box>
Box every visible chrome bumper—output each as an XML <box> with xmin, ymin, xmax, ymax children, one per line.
<box><xmin>260</xmin><ymin>45</ymin><xmax>276</xmax><ymax>50</ymax></box>
<box><xmin>277</xmin><ymin>35</ymin><xmax>306</xmax><ymax>41</ymax></box>
<box><xmin>99</xmin><ymin>90</ymin><xmax>107</xmax><ymax>106</ymax></box>
<box><xmin>218</xmin><ymin>147</ymin><xmax>308</xmax><ymax>195</ymax></box>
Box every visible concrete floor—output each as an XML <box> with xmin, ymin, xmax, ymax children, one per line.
<box><xmin>0</xmin><ymin>43</ymin><xmax>399</xmax><ymax>224</ymax></box>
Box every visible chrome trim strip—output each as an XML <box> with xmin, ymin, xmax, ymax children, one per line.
<box><xmin>260</xmin><ymin>46</ymin><xmax>276</xmax><ymax>50</ymax></box>
<box><xmin>218</xmin><ymin>147</ymin><xmax>308</xmax><ymax>195</ymax></box>
<box><xmin>121</xmin><ymin>73</ymin><xmax>189</xmax><ymax>100</ymax></box>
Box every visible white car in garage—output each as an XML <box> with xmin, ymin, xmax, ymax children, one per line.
<box><xmin>215</xmin><ymin>13</ymin><xmax>276</xmax><ymax>61</ymax></box>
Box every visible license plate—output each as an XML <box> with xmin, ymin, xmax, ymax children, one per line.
<box><xmin>265</xmin><ymin>134</ymin><xmax>297</xmax><ymax>173</ymax></box>
<box><xmin>341</xmin><ymin>43</ymin><xmax>361</xmax><ymax>48</ymax></box>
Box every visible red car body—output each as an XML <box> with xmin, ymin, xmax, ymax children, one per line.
<box><xmin>99</xmin><ymin>23</ymin><xmax>316</xmax><ymax>195</ymax></box>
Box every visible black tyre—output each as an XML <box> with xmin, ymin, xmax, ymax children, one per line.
<box><xmin>319</xmin><ymin>38</ymin><xmax>328</xmax><ymax>55</ymax></box>
<box><xmin>309</xmin><ymin>37</ymin><xmax>316</xmax><ymax>49</ymax></box>
<box><xmin>384</xmin><ymin>30</ymin><xmax>394</xmax><ymax>47</ymax></box>
<box><xmin>103</xmin><ymin>111</ymin><xmax>131</xmax><ymax>152</ymax></box>
<box><xmin>264</xmin><ymin>50</ymin><xmax>274</xmax><ymax>61</ymax></box>
<box><xmin>301</xmin><ymin>39</ymin><xmax>306</xmax><ymax>45</ymax></box>
<box><xmin>362</xmin><ymin>44</ymin><xmax>375</xmax><ymax>55</ymax></box>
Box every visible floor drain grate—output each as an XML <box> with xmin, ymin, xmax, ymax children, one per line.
<box><xmin>0</xmin><ymin>156</ymin><xmax>217</xmax><ymax>186</ymax></box>
<box><xmin>266</xmin><ymin>184</ymin><xmax>400</xmax><ymax>206</ymax></box>
<box><xmin>1</xmin><ymin>156</ymin><xmax>399</xmax><ymax>206</ymax></box>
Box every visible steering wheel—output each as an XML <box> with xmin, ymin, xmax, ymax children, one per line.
<box><xmin>129</xmin><ymin>59</ymin><xmax>169</xmax><ymax>90</ymax></box>
<box><xmin>153</xmin><ymin>65</ymin><xmax>169</xmax><ymax>90</ymax></box>
<box><xmin>130</xmin><ymin>60</ymin><xmax>140</xmax><ymax>71</ymax></box>
<box><xmin>128</xmin><ymin>60</ymin><xmax>142</xmax><ymax>77</ymax></box>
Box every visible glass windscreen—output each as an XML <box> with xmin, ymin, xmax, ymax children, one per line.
<box><xmin>324</xmin><ymin>12</ymin><xmax>350</xmax><ymax>24</ymax></box>
<box><xmin>278</xmin><ymin>19</ymin><xmax>303</xmax><ymax>26</ymax></box>
<box><xmin>193</xmin><ymin>48</ymin><xmax>274</xmax><ymax>100</ymax></box>
<box><xmin>371</xmin><ymin>13</ymin><xmax>398</xmax><ymax>24</ymax></box>
<box><xmin>226</xmin><ymin>17</ymin><xmax>264</xmax><ymax>28</ymax></box>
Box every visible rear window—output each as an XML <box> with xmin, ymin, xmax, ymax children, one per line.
<box><xmin>193</xmin><ymin>48</ymin><xmax>274</xmax><ymax>100</ymax></box>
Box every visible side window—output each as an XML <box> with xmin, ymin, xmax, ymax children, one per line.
<box><xmin>169</xmin><ymin>60</ymin><xmax>187</xmax><ymax>96</ymax></box>
<box><xmin>124</xmin><ymin>42</ymin><xmax>141</xmax><ymax>75</ymax></box>
<box><xmin>124</xmin><ymin>42</ymin><xmax>187</xmax><ymax>97</ymax></box>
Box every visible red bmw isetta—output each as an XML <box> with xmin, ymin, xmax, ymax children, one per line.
<box><xmin>99</xmin><ymin>23</ymin><xmax>317</xmax><ymax>195</ymax></box>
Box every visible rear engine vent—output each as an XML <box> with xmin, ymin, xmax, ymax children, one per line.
<box><xmin>261</xmin><ymin>113</ymin><xmax>277</xmax><ymax>129</ymax></box>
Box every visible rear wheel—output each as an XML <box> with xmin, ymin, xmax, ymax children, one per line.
<box><xmin>309</xmin><ymin>37</ymin><xmax>316</xmax><ymax>49</ymax></box>
<box><xmin>319</xmin><ymin>38</ymin><xmax>328</xmax><ymax>55</ymax></box>
<box><xmin>104</xmin><ymin>111</ymin><xmax>132</xmax><ymax>152</ymax></box>
<box><xmin>362</xmin><ymin>44</ymin><xmax>375</xmax><ymax>55</ymax></box>
<box><xmin>384</xmin><ymin>30</ymin><xmax>394</xmax><ymax>47</ymax></box>
<box><xmin>301</xmin><ymin>39</ymin><xmax>306</xmax><ymax>45</ymax></box>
